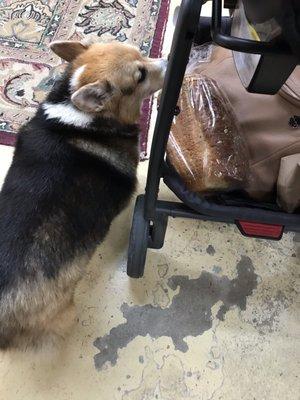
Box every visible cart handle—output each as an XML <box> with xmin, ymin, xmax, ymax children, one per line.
<box><xmin>212</xmin><ymin>0</ymin><xmax>292</xmax><ymax>55</ymax></box>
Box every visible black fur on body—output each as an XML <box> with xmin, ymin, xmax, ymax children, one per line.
<box><xmin>0</xmin><ymin>69</ymin><xmax>139</xmax><ymax>350</ymax></box>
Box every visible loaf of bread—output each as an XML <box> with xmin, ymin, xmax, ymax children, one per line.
<box><xmin>167</xmin><ymin>75</ymin><xmax>249</xmax><ymax>193</ymax></box>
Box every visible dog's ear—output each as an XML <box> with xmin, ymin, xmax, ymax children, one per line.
<box><xmin>71</xmin><ymin>80</ymin><xmax>114</xmax><ymax>113</ymax></box>
<box><xmin>50</xmin><ymin>41</ymin><xmax>87</xmax><ymax>62</ymax></box>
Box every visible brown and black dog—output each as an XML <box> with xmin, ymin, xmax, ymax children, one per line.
<box><xmin>0</xmin><ymin>41</ymin><xmax>166</xmax><ymax>350</ymax></box>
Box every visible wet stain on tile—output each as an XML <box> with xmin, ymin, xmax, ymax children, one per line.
<box><xmin>293</xmin><ymin>233</ymin><xmax>300</xmax><ymax>242</ymax></box>
<box><xmin>138</xmin><ymin>355</ymin><xmax>144</xmax><ymax>364</ymax></box>
<box><xmin>293</xmin><ymin>233</ymin><xmax>300</xmax><ymax>259</ymax></box>
<box><xmin>213</xmin><ymin>265</ymin><xmax>222</xmax><ymax>274</ymax></box>
<box><xmin>206</xmin><ymin>245</ymin><xmax>216</xmax><ymax>255</ymax></box>
<box><xmin>251</xmin><ymin>290</ymin><xmax>290</xmax><ymax>334</ymax></box>
<box><xmin>94</xmin><ymin>256</ymin><xmax>257</xmax><ymax>370</ymax></box>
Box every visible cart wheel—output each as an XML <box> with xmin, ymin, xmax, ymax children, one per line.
<box><xmin>127</xmin><ymin>195</ymin><xmax>150</xmax><ymax>278</ymax></box>
<box><xmin>149</xmin><ymin>215</ymin><xmax>168</xmax><ymax>249</ymax></box>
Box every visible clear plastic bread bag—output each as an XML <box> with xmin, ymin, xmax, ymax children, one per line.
<box><xmin>167</xmin><ymin>45</ymin><xmax>250</xmax><ymax>194</ymax></box>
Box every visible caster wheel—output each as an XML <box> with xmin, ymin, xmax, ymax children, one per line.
<box><xmin>127</xmin><ymin>195</ymin><xmax>149</xmax><ymax>278</ymax></box>
<box><xmin>148</xmin><ymin>214</ymin><xmax>168</xmax><ymax>249</ymax></box>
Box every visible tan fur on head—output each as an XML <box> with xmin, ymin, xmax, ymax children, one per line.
<box><xmin>50</xmin><ymin>41</ymin><xmax>167</xmax><ymax>124</ymax></box>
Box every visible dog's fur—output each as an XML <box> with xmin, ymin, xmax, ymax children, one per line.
<box><xmin>0</xmin><ymin>41</ymin><xmax>166</xmax><ymax>350</ymax></box>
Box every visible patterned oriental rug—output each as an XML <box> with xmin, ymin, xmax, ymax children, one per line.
<box><xmin>0</xmin><ymin>0</ymin><xmax>170</xmax><ymax>157</ymax></box>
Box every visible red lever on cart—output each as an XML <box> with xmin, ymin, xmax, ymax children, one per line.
<box><xmin>236</xmin><ymin>220</ymin><xmax>284</xmax><ymax>240</ymax></box>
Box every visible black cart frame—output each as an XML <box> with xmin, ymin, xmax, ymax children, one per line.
<box><xmin>127</xmin><ymin>0</ymin><xmax>300</xmax><ymax>278</ymax></box>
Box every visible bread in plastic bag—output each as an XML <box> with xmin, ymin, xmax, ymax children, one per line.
<box><xmin>167</xmin><ymin>75</ymin><xmax>250</xmax><ymax>193</ymax></box>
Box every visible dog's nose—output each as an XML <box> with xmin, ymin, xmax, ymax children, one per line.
<box><xmin>151</xmin><ymin>58</ymin><xmax>168</xmax><ymax>73</ymax></box>
<box><xmin>158</xmin><ymin>58</ymin><xmax>168</xmax><ymax>73</ymax></box>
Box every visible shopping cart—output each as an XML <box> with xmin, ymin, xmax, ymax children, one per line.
<box><xmin>127</xmin><ymin>0</ymin><xmax>300</xmax><ymax>278</ymax></box>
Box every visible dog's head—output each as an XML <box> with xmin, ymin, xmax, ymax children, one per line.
<box><xmin>50</xmin><ymin>40</ymin><xmax>167</xmax><ymax>124</ymax></box>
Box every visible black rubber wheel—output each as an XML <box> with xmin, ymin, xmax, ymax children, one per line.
<box><xmin>148</xmin><ymin>214</ymin><xmax>168</xmax><ymax>249</ymax></box>
<box><xmin>127</xmin><ymin>195</ymin><xmax>150</xmax><ymax>278</ymax></box>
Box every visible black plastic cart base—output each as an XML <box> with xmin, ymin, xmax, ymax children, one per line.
<box><xmin>127</xmin><ymin>0</ymin><xmax>300</xmax><ymax>278</ymax></box>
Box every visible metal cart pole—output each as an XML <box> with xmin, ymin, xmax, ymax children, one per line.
<box><xmin>127</xmin><ymin>0</ymin><xmax>203</xmax><ymax>278</ymax></box>
<box><xmin>144</xmin><ymin>0</ymin><xmax>204</xmax><ymax>220</ymax></box>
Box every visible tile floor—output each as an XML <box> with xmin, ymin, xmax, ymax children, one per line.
<box><xmin>0</xmin><ymin>147</ymin><xmax>299</xmax><ymax>400</ymax></box>
<box><xmin>0</xmin><ymin>2</ymin><xmax>299</xmax><ymax>399</ymax></box>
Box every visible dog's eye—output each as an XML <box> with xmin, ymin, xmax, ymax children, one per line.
<box><xmin>138</xmin><ymin>67</ymin><xmax>147</xmax><ymax>84</ymax></box>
